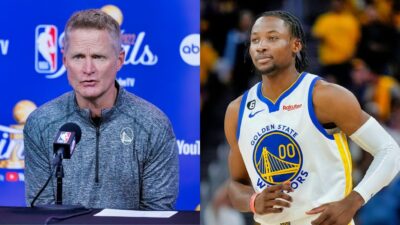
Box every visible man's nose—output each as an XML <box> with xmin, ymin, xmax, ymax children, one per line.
<box><xmin>83</xmin><ymin>58</ymin><xmax>95</xmax><ymax>75</ymax></box>
<box><xmin>256</xmin><ymin>39</ymin><xmax>268</xmax><ymax>52</ymax></box>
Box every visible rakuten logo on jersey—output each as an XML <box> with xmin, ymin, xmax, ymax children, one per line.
<box><xmin>34</xmin><ymin>24</ymin><xmax>158</xmax><ymax>79</ymax></box>
<box><xmin>282</xmin><ymin>104</ymin><xmax>302</xmax><ymax>111</ymax></box>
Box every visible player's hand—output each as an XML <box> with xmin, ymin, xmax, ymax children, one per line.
<box><xmin>306</xmin><ymin>191</ymin><xmax>364</xmax><ymax>225</ymax></box>
<box><xmin>254</xmin><ymin>181</ymin><xmax>293</xmax><ymax>214</ymax></box>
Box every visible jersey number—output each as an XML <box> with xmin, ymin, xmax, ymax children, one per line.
<box><xmin>278</xmin><ymin>143</ymin><xmax>295</xmax><ymax>159</ymax></box>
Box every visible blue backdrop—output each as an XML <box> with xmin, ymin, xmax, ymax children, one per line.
<box><xmin>0</xmin><ymin>0</ymin><xmax>199</xmax><ymax>210</ymax></box>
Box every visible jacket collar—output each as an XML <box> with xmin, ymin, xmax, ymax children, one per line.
<box><xmin>72</xmin><ymin>81</ymin><xmax>125</xmax><ymax>123</ymax></box>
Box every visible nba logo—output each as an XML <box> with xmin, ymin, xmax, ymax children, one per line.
<box><xmin>57</xmin><ymin>131</ymin><xmax>71</xmax><ymax>144</ymax></box>
<box><xmin>35</xmin><ymin>25</ymin><xmax>58</xmax><ymax>73</ymax></box>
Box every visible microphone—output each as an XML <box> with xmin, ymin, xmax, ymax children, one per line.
<box><xmin>53</xmin><ymin>123</ymin><xmax>82</xmax><ymax>166</ymax></box>
<box><xmin>31</xmin><ymin>122</ymin><xmax>83</xmax><ymax>209</ymax></box>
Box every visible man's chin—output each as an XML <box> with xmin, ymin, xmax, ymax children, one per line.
<box><xmin>83</xmin><ymin>95</ymin><xmax>99</xmax><ymax>100</ymax></box>
<box><xmin>76</xmin><ymin>91</ymin><xmax>101</xmax><ymax>101</ymax></box>
<box><xmin>257</xmin><ymin>66</ymin><xmax>277</xmax><ymax>76</ymax></box>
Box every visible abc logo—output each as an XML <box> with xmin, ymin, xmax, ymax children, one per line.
<box><xmin>179</xmin><ymin>34</ymin><xmax>199</xmax><ymax>66</ymax></box>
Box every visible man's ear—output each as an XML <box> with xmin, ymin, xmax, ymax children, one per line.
<box><xmin>117</xmin><ymin>50</ymin><xmax>125</xmax><ymax>71</ymax></box>
<box><xmin>292</xmin><ymin>38</ymin><xmax>302</xmax><ymax>54</ymax></box>
<box><xmin>62</xmin><ymin>51</ymin><xmax>66</xmax><ymax>67</ymax></box>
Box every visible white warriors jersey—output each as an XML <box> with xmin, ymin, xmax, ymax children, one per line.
<box><xmin>237</xmin><ymin>72</ymin><xmax>353</xmax><ymax>225</ymax></box>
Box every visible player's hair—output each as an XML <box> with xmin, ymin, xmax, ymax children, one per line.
<box><xmin>63</xmin><ymin>9</ymin><xmax>121</xmax><ymax>55</ymax></box>
<box><xmin>256</xmin><ymin>10</ymin><xmax>309</xmax><ymax>72</ymax></box>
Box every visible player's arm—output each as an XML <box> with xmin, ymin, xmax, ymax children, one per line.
<box><xmin>224</xmin><ymin>96</ymin><xmax>292</xmax><ymax>214</ymax></box>
<box><xmin>307</xmin><ymin>80</ymin><xmax>400</xmax><ymax>225</ymax></box>
<box><xmin>225</xmin><ymin>96</ymin><xmax>254</xmax><ymax>212</ymax></box>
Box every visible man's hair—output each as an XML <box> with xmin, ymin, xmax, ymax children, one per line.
<box><xmin>256</xmin><ymin>10</ymin><xmax>309</xmax><ymax>72</ymax></box>
<box><xmin>63</xmin><ymin>9</ymin><xmax>121</xmax><ymax>55</ymax></box>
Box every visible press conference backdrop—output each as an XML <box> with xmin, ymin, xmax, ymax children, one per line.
<box><xmin>0</xmin><ymin>1</ymin><xmax>199</xmax><ymax>210</ymax></box>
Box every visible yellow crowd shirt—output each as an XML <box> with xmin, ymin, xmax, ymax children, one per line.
<box><xmin>312</xmin><ymin>12</ymin><xmax>360</xmax><ymax>65</ymax></box>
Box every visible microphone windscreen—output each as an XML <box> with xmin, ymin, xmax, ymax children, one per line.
<box><xmin>59</xmin><ymin>123</ymin><xmax>82</xmax><ymax>144</ymax></box>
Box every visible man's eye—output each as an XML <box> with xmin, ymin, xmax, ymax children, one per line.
<box><xmin>73</xmin><ymin>55</ymin><xmax>84</xmax><ymax>59</ymax></box>
<box><xmin>251</xmin><ymin>39</ymin><xmax>260</xmax><ymax>44</ymax></box>
<box><xmin>93</xmin><ymin>55</ymin><xmax>105</xmax><ymax>59</ymax></box>
<box><xmin>269</xmin><ymin>36</ymin><xmax>278</xmax><ymax>41</ymax></box>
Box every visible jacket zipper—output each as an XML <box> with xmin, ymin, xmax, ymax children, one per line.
<box><xmin>95</xmin><ymin>123</ymin><xmax>100</xmax><ymax>183</ymax></box>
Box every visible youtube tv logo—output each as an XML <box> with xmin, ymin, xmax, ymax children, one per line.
<box><xmin>6</xmin><ymin>172</ymin><xmax>18</xmax><ymax>182</ymax></box>
<box><xmin>0</xmin><ymin>170</ymin><xmax>24</xmax><ymax>182</ymax></box>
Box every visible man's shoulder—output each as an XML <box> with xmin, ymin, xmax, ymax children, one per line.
<box><xmin>313</xmin><ymin>79</ymin><xmax>345</xmax><ymax>98</ymax></box>
<box><xmin>312</xmin><ymin>80</ymin><xmax>360</xmax><ymax>115</ymax></box>
<box><xmin>25</xmin><ymin>92</ymin><xmax>74</xmax><ymax>129</ymax></box>
<box><xmin>227</xmin><ymin>82</ymin><xmax>260</xmax><ymax>112</ymax></box>
<box><xmin>119</xmin><ymin>90</ymin><xmax>171</xmax><ymax>128</ymax></box>
<box><xmin>225</xmin><ymin>94</ymin><xmax>246</xmax><ymax>128</ymax></box>
<box><xmin>228</xmin><ymin>95</ymin><xmax>243</xmax><ymax>113</ymax></box>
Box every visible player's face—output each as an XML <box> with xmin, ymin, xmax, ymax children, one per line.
<box><xmin>249</xmin><ymin>16</ymin><xmax>296</xmax><ymax>76</ymax></box>
<box><xmin>63</xmin><ymin>29</ymin><xmax>124</xmax><ymax>103</ymax></box>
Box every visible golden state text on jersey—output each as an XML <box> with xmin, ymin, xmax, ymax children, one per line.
<box><xmin>251</xmin><ymin>124</ymin><xmax>308</xmax><ymax>190</ymax></box>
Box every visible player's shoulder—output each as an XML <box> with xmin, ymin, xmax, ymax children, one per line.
<box><xmin>226</xmin><ymin>82</ymin><xmax>259</xmax><ymax>114</ymax></box>
<box><xmin>312</xmin><ymin>79</ymin><xmax>360</xmax><ymax>115</ymax></box>
<box><xmin>224</xmin><ymin>95</ymin><xmax>245</xmax><ymax>142</ymax></box>
<box><xmin>228</xmin><ymin>95</ymin><xmax>243</xmax><ymax>110</ymax></box>
<box><xmin>313</xmin><ymin>79</ymin><xmax>353</xmax><ymax>102</ymax></box>
<box><xmin>226</xmin><ymin>94</ymin><xmax>245</xmax><ymax>119</ymax></box>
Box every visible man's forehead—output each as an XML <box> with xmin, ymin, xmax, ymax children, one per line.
<box><xmin>65</xmin><ymin>34</ymin><xmax>113</xmax><ymax>52</ymax></box>
<box><xmin>68</xmin><ymin>28</ymin><xmax>108</xmax><ymax>37</ymax></box>
<box><xmin>251</xmin><ymin>16</ymin><xmax>289</xmax><ymax>34</ymax></box>
<box><xmin>67</xmin><ymin>30</ymin><xmax>112</xmax><ymax>46</ymax></box>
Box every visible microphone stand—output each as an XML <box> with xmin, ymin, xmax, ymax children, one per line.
<box><xmin>33</xmin><ymin>152</ymin><xmax>85</xmax><ymax>211</ymax></box>
<box><xmin>55</xmin><ymin>154</ymin><xmax>64</xmax><ymax>205</ymax></box>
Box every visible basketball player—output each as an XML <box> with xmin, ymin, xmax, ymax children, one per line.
<box><xmin>224</xmin><ymin>11</ymin><xmax>400</xmax><ymax>225</ymax></box>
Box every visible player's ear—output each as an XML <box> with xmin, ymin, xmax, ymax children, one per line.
<box><xmin>292</xmin><ymin>38</ymin><xmax>302</xmax><ymax>54</ymax></box>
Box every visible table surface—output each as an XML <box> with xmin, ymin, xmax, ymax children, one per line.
<box><xmin>0</xmin><ymin>206</ymin><xmax>200</xmax><ymax>225</ymax></box>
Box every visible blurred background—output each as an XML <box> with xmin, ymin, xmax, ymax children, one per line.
<box><xmin>200</xmin><ymin>0</ymin><xmax>400</xmax><ymax>224</ymax></box>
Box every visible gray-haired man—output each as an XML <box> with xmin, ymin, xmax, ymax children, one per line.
<box><xmin>24</xmin><ymin>9</ymin><xmax>179</xmax><ymax>210</ymax></box>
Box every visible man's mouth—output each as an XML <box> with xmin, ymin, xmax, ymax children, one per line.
<box><xmin>256</xmin><ymin>56</ymin><xmax>272</xmax><ymax>64</ymax></box>
<box><xmin>81</xmin><ymin>80</ymin><xmax>97</xmax><ymax>87</ymax></box>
